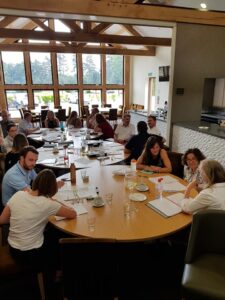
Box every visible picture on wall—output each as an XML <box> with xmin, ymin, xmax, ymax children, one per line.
<box><xmin>159</xmin><ymin>66</ymin><xmax>170</xmax><ymax>82</ymax></box>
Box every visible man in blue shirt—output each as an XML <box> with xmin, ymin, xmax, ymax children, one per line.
<box><xmin>2</xmin><ymin>146</ymin><xmax>38</xmax><ymax>205</ymax></box>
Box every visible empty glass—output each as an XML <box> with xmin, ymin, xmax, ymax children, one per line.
<box><xmin>124</xmin><ymin>171</ymin><xmax>137</xmax><ymax>196</ymax></box>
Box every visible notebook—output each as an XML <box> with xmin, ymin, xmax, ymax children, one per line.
<box><xmin>147</xmin><ymin>197</ymin><xmax>182</xmax><ymax>218</ymax></box>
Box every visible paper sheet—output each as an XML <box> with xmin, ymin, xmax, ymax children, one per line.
<box><xmin>149</xmin><ymin>175</ymin><xmax>178</xmax><ymax>184</ymax></box>
<box><xmin>147</xmin><ymin>198</ymin><xmax>182</xmax><ymax>218</ymax></box>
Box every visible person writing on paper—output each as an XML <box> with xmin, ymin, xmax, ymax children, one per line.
<box><xmin>136</xmin><ymin>135</ymin><xmax>172</xmax><ymax>173</ymax></box>
<box><xmin>183</xmin><ymin>148</ymin><xmax>206</xmax><ymax>197</ymax></box>
<box><xmin>182</xmin><ymin>159</ymin><xmax>225</xmax><ymax>214</ymax></box>
<box><xmin>0</xmin><ymin>169</ymin><xmax>76</xmax><ymax>266</ymax></box>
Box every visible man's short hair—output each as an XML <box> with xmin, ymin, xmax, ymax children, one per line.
<box><xmin>148</xmin><ymin>115</ymin><xmax>156</xmax><ymax>121</ymax></box>
<box><xmin>7</xmin><ymin>123</ymin><xmax>16</xmax><ymax>132</ymax></box>
<box><xmin>20</xmin><ymin>146</ymin><xmax>38</xmax><ymax>158</ymax></box>
<box><xmin>24</xmin><ymin>112</ymin><xmax>32</xmax><ymax>119</ymax></box>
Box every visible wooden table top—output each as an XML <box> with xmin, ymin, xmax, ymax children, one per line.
<box><xmin>49</xmin><ymin>165</ymin><xmax>194</xmax><ymax>241</ymax></box>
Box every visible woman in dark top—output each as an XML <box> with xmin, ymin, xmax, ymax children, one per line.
<box><xmin>94</xmin><ymin>113</ymin><xmax>114</xmax><ymax>140</ymax></box>
<box><xmin>44</xmin><ymin>110</ymin><xmax>60</xmax><ymax>129</ymax></box>
<box><xmin>5</xmin><ymin>133</ymin><xmax>29</xmax><ymax>172</ymax></box>
<box><xmin>137</xmin><ymin>135</ymin><xmax>172</xmax><ymax>173</ymax></box>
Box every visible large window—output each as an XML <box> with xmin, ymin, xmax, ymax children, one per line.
<box><xmin>2</xmin><ymin>52</ymin><xmax>26</xmax><ymax>84</ymax></box>
<box><xmin>82</xmin><ymin>54</ymin><xmax>101</xmax><ymax>85</ymax></box>
<box><xmin>57</xmin><ymin>53</ymin><xmax>77</xmax><ymax>85</ymax></box>
<box><xmin>83</xmin><ymin>90</ymin><xmax>101</xmax><ymax>109</ymax></box>
<box><xmin>106</xmin><ymin>55</ymin><xmax>123</xmax><ymax>85</ymax></box>
<box><xmin>59</xmin><ymin>90</ymin><xmax>79</xmax><ymax>115</ymax></box>
<box><xmin>33</xmin><ymin>90</ymin><xmax>54</xmax><ymax>110</ymax></box>
<box><xmin>106</xmin><ymin>90</ymin><xmax>123</xmax><ymax>108</ymax></box>
<box><xmin>30</xmin><ymin>53</ymin><xmax>52</xmax><ymax>84</ymax></box>
<box><xmin>6</xmin><ymin>90</ymin><xmax>28</xmax><ymax>118</ymax></box>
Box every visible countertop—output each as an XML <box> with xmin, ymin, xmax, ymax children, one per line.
<box><xmin>129</xmin><ymin>110</ymin><xmax>167</xmax><ymax>122</ymax></box>
<box><xmin>174</xmin><ymin>121</ymin><xmax>225</xmax><ymax>139</ymax></box>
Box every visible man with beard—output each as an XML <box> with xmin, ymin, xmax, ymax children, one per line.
<box><xmin>2</xmin><ymin>146</ymin><xmax>38</xmax><ymax>206</ymax></box>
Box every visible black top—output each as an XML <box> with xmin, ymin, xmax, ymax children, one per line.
<box><xmin>5</xmin><ymin>152</ymin><xmax>20</xmax><ymax>172</ymax></box>
<box><xmin>46</xmin><ymin>119</ymin><xmax>58</xmax><ymax>129</ymax></box>
<box><xmin>125</xmin><ymin>132</ymin><xmax>150</xmax><ymax>163</ymax></box>
<box><xmin>0</xmin><ymin>120</ymin><xmax>12</xmax><ymax>137</ymax></box>
<box><xmin>143</xmin><ymin>150</ymin><xmax>164</xmax><ymax>167</ymax></box>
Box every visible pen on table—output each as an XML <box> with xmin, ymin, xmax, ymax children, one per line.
<box><xmin>61</xmin><ymin>178</ymin><xmax>71</xmax><ymax>181</ymax></box>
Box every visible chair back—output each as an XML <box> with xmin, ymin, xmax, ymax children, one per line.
<box><xmin>60</xmin><ymin>238</ymin><xmax>117</xmax><ymax>299</ymax></box>
<box><xmin>56</xmin><ymin>109</ymin><xmax>66</xmax><ymax>122</ymax></box>
<box><xmin>81</xmin><ymin>105</ymin><xmax>90</xmax><ymax>118</ymax></box>
<box><xmin>104</xmin><ymin>104</ymin><xmax>112</xmax><ymax>108</ymax></box>
<box><xmin>19</xmin><ymin>108</ymin><xmax>24</xmax><ymax>119</ymax></box>
<box><xmin>91</xmin><ymin>104</ymin><xmax>99</xmax><ymax>108</ymax></box>
<box><xmin>167</xmin><ymin>151</ymin><xmax>184</xmax><ymax>179</ymax></box>
<box><xmin>108</xmin><ymin>108</ymin><xmax>117</xmax><ymax>121</ymax></box>
<box><xmin>185</xmin><ymin>210</ymin><xmax>225</xmax><ymax>264</ymax></box>
<box><xmin>41</xmin><ymin>110</ymin><xmax>48</xmax><ymax>123</ymax></box>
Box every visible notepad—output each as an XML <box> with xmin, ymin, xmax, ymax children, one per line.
<box><xmin>54</xmin><ymin>203</ymin><xmax>88</xmax><ymax>221</ymax></box>
<box><xmin>149</xmin><ymin>175</ymin><xmax>178</xmax><ymax>184</ymax></box>
<box><xmin>147</xmin><ymin>198</ymin><xmax>182</xmax><ymax>218</ymax></box>
<box><xmin>38</xmin><ymin>158</ymin><xmax>57</xmax><ymax>165</ymax></box>
<box><xmin>166</xmin><ymin>193</ymin><xmax>185</xmax><ymax>207</ymax></box>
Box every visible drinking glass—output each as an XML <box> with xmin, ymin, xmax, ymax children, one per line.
<box><xmin>124</xmin><ymin>171</ymin><xmax>137</xmax><ymax>196</ymax></box>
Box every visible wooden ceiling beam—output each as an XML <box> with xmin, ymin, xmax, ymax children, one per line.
<box><xmin>0</xmin><ymin>16</ymin><xmax>18</xmax><ymax>28</ymax></box>
<box><xmin>0</xmin><ymin>28</ymin><xmax>171</xmax><ymax>46</ymax></box>
<box><xmin>91</xmin><ymin>23</ymin><xmax>112</xmax><ymax>34</ymax></box>
<box><xmin>0</xmin><ymin>43</ymin><xmax>155</xmax><ymax>56</ymax></box>
<box><xmin>60</xmin><ymin>19</ymin><xmax>82</xmax><ymax>33</ymax></box>
<box><xmin>2</xmin><ymin>0</ymin><xmax>225</xmax><ymax>27</ymax></box>
<box><xmin>123</xmin><ymin>24</ymin><xmax>155</xmax><ymax>51</ymax></box>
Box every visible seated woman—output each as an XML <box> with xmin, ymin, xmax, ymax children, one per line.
<box><xmin>67</xmin><ymin>111</ymin><xmax>82</xmax><ymax>128</ymax></box>
<box><xmin>182</xmin><ymin>148</ymin><xmax>205</xmax><ymax>183</ymax></box>
<box><xmin>182</xmin><ymin>159</ymin><xmax>225</xmax><ymax>214</ymax></box>
<box><xmin>94</xmin><ymin>113</ymin><xmax>114</xmax><ymax>140</ymax></box>
<box><xmin>136</xmin><ymin>135</ymin><xmax>172</xmax><ymax>173</ymax></box>
<box><xmin>44</xmin><ymin>110</ymin><xmax>60</xmax><ymax>128</ymax></box>
<box><xmin>5</xmin><ymin>133</ymin><xmax>28</xmax><ymax>172</ymax></box>
<box><xmin>0</xmin><ymin>169</ymin><xmax>76</xmax><ymax>265</ymax></box>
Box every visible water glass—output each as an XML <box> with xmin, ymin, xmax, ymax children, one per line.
<box><xmin>87</xmin><ymin>216</ymin><xmax>96</xmax><ymax>232</ymax></box>
<box><xmin>81</xmin><ymin>170</ymin><xmax>89</xmax><ymax>183</ymax></box>
<box><xmin>123</xmin><ymin>201</ymin><xmax>131</xmax><ymax>219</ymax></box>
<box><xmin>105</xmin><ymin>193</ymin><xmax>113</xmax><ymax>205</ymax></box>
<box><xmin>124</xmin><ymin>171</ymin><xmax>137</xmax><ymax>193</ymax></box>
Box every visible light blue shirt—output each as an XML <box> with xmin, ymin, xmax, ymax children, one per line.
<box><xmin>18</xmin><ymin>119</ymin><xmax>33</xmax><ymax>135</ymax></box>
<box><xmin>2</xmin><ymin>162</ymin><xmax>37</xmax><ymax>205</ymax></box>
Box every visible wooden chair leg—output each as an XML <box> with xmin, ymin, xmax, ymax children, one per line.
<box><xmin>37</xmin><ymin>272</ymin><xmax>45</xmax><ymax>300</ymax></box>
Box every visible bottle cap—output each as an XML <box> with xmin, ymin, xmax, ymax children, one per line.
<box><xmin>131</xmin><ymin>159</ymin><xmax>137</xmax><ymax>163</ymax></box>
<box><xmin>158</xmin><ymin>178</ymin><xmax>163</xmax><ymax>183</ymax></box>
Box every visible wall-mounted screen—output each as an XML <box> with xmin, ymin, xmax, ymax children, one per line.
<box><xmin>159</xmin><ymin>66</ymin><xmax>170</xmax><ymax>82</ymax></box>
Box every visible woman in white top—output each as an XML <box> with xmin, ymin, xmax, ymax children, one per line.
<box><xmin>0</xmin><ymin>169</ymin><xmax>76</xmax><ymax>265</ymax></box>
<box><xmin>182</xmin><ymin>159</ymin><xmax>225</xmax><ymax>214</ymax></box>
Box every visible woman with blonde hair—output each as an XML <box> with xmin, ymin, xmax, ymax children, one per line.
<box><xmin>182</xmin><ymin>159</ymin><xmax>225</xmax><ymax>214</ymax></box>
<box><xmin>67</xmin><ymin>111</ymin><xmax>82</xmax><ymax>128</ymax></box>
<box><xmin>44</xmin><ymin>110</ymin><xmax>60</xmax><ymax>128</ymax></box>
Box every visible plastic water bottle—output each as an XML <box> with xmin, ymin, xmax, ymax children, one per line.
<box><xmin>60</xmin><ymin>121</ymin><xmax>65</xmax><ymax>132</ymax></box>
<box><xmin>130</xmin><ymin>159</ymin><xmax>137</xmax><ymax>172</ymax></box>
<box><xmin>156</xmin><ymin>178</ymin><xmax>163</xmax><ymax>200</ymax></box>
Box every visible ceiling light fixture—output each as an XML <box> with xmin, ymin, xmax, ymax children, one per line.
<box><xmin>200</xmin><ymin>3</ymin><xmax>207</xmax><ymax>9</ymax></box>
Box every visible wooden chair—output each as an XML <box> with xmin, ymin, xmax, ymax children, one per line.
<box><xmin>91</xmin><ymin>104</ymin><xmax>99</xmax><ymax>108</ymax></box>
<box><xmin>56</xmin><ymin>109</ymin><xmax>66</xmax><ymax>122</ymax></box>
<box><xmin>0</xmin><ymin>244</ymin><xmax>45</xmax><ymax>300</ymax></box>
<box><xmin>60</xmin><ymin>238</ymin><xmax>117</xmax><ymax>300</ymax></box>
<box><xmin>104</xmin><ymin>104</ymin><xmax>112</xmax><ymax>108</ymax></box>
<box><xmin>182</xmin><ymin>210</ymin><xmax>225</xmax><ymax>300</ymax></box>
<box><xmin>41</xmin><ymin>110</ymin><xmax>48</xmax><ymax>128</ymax></box>
<box><xmin>81</xmin><ymin>105</ymin><xmax>90</xmax><ymax>119</ymax></box>
<box><xmin>107</xmin><ymin>108</ymin><xmax>117</xmax><ymax>126</ymax></box>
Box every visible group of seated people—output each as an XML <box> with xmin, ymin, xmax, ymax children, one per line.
<box><xmin>0</xmin><ymin>107</ymin><xmax>224</xmax><ymax>280</ymax></box>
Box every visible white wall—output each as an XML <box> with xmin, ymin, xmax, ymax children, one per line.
<box><xmin>130</xmin><ymin>47</ymin><xmax>171</xmax><ymax>110</ymax></box>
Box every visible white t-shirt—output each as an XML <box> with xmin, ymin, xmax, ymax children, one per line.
<box><xmin>181</xmin><ymin>182</ymin><xmax>225</xmax><ymax>214</ymax></box>
<box><xmin>115</xmin><ymin>123</ymin><xmax>135</xmax><ymax>141</ymax></box>
<box><xmin>7</xmin><ymin>191</ymin><xmax>61</xmax><ymax>251</ymax></box>
<box><xmin>147</xmin><ymin>126</ymin><xmax>161</xmax><ymax>136</ymax></box>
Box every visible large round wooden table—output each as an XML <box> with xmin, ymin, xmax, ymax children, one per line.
<box><xmin>49</xmin><ymin>165</ymin><xmax>194</xmax><ymax>241</ymax></box>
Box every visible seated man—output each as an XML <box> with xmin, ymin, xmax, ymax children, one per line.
<box><xmin>114</xmin><ymin>114</ymin><xmax>135</xmax><ymax>144</ymax></box>
<box><xmin>19</xmin><ymin>112</ymin><xmax>44</xmax><ymax>148</ymax></box>
<box><xmin>124</xmin><ymin>121</ymin><xmax>150</xmax><ymax>164</ymax></box>
<box><xmin>147</xmin><ymin>115</ymin><xmax>162</xmax><ymax>136</ymax></box>
<box><xmin>2</xmin><ymin>146</ymin><xmax>38</xmax><ymax>206</ymax></box>
<box><xmin>2</xmin><ymin>123</ymin><xmax>18</xmax><ymax>153</ymax></box>
<box><xmin>0</xmin><ymin>109</ymin><xmax>13</xmax><ymax>138</ymax></box>
<box><xmin>18</xmin><ymin>112</ymin><xmax>40</xmax><ymax>135</ymax></box>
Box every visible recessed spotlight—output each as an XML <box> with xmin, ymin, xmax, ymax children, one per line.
<box><xmin>200</xmin><ymin>3</ymin><xmax>207</xmax><ymax>9</ymax></box>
